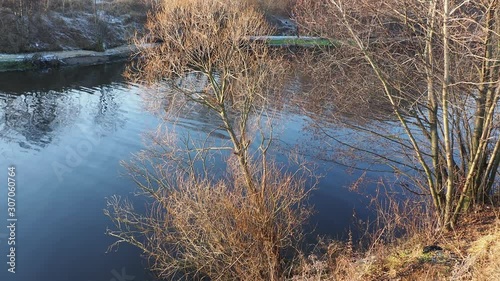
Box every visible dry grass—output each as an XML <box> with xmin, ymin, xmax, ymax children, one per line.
<box><xmin>291</xmin><ymin>202</ymin><xmax>500</xmax><ymax>281</ymax></box>
<box><xmin>250</xmin><ymin>0</ymin><xmax>296</xmax><ymax>15</ymax></box>
<box><xmin>450</xmin><ymin>210</ymin><xmax>500</xmax><ymax>281</ymax></box>
<box><xmin>288</xmin><ymin>180</ymin><xmax>500</xmax><ymax>280</ymax></box>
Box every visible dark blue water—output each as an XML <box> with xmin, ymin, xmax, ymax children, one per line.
<box><xmin>0</xmin><ymin>63</ymin><xmax>376</xmax><ymax>281</ymax></box>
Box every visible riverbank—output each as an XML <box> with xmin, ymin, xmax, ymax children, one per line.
<box><xmin>0</xmin><ymin>0</ymin><xmax>301</xmax><ymax>72</ymax></box>
<box><xmin>0</xmin><ymin>1</ymin><xmax>148</xmax><ymax>54</ymax></box>
<box><xmin>0</xmin><ymin>45</ymin><xmax>137</xmax><ymax>72</ymax></box>
<box><xmin>295</xmin><ymin>207</ymin><xmax>500</xmax><ymax>280</ymax></box>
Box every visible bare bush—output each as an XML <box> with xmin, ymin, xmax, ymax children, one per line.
<box><xmin>107</xmin><ymin>0</ymin><xmax>312</xmax><ymax>280</ymax></box>
<box><xmin>106</xmin><ymin>160</ymin><xmax>312</xmax><ymax>280</ymax></box>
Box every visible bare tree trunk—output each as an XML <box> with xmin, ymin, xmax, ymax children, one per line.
<box><xmin>424</xmin><ymin>0</ymin><xmax>443</xmax><ymax>219</ymax></box>
<box><xmin>441</xmin><ymin>0</ymin><xmax>455</xmax><ymax>229</ymax></box>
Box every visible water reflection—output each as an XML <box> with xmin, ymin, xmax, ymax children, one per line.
<box><xmin>1</xmin><ymin>91</ymin><xmax>60</xmax><ymax>150</ymax></box>
<box><xmin>0</xmin><ymin>64</ymin><xmax>129</xmax><ymax>152</ymax></box>
<box><xmin>0</xmin><ymin>63</ymin><xmax>159</xmax><ymax>281</ymax></box>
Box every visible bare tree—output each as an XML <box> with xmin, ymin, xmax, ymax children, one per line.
<box><xmin>106</xmin><ymin>0</ymin><xmax>312</xmax><ymax>280</ymax></box>
<box><xmin>295</xmin><ymin>0</ymin><xmax>500</xmax><ymax>228</ymax></box>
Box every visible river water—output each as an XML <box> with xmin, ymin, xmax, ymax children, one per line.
<box><xmin>0</xmin><ymin>63</ymin><xmax>377</xmax><ymax>281</ymax></box>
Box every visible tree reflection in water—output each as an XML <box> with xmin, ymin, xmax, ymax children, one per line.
<box><xmin>0</xmin><ymin>63</ymin><xmax>129</xmax><ymax>152</ymax></box>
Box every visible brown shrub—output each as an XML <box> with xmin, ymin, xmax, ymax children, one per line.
<box><xmin>106</xmin><ymin>1</ymin><xmax>311</xmax><ymax>280</ymax></box>
<box><xmin>105</xmin><ymin>158</ymin><xmax>312</xmax><ymax>280</ymax></box>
